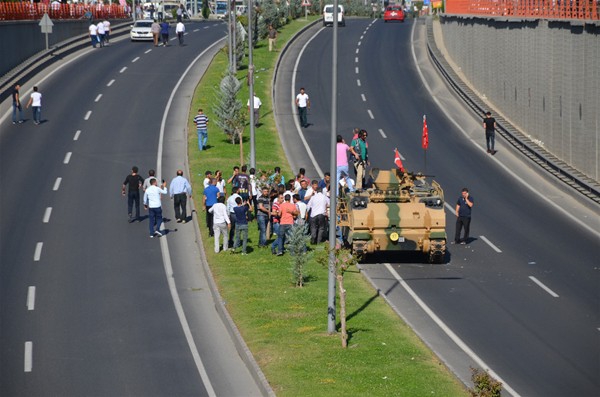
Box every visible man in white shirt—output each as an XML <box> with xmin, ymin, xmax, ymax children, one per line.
<box><xmin>295</xmin><ymin>87</ymin><xmax>310</xmax><ymax>128</ymax></box>
<box><xmin>203</xmin><ymin>170</ymin><xmax>213</xmax><ymax>189</ymax></box>
<box><xmin>102</xmin><ymin>20</ymin><xmax>111</xmax><ymax>43</ymax></box>
<box><xmin>143</xmin><ymin>178</ymin><xmax>168</xmax><ymax>237</ymax></box>
<box><xmin>88</xmin><ymin>22</ymin><xmax>98</xmax><ymax>48</ymax></box>
<box><xmin>208</xmin><ymin>196</ymin><xmax>230</xmax><ymax>253</ymax></box>
<box><xmin>307</xmin><ymin>187</ymin><xmax>329</xmax><ymax>244</ymax></box>
<box><xmin>247</xmin><ymin>94</ymin><xmax>262</xmax><ymax>126</ymax></box>
<box><xmin>96</xmin><ymin>21</ymin><xmax>106</xmax><ymax>47</ymax></box>
<box><xmin>176</xmin><ymin>21</ymin><xmax>185</xmax><ymax>46</ymax></box>
<box><xmin>25</xmin><ymin>86</ymin><xmax>42</xmax><ymax>125</ymax></box>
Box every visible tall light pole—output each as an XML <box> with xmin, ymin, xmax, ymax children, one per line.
<box><xmin>248</xmin><ymin>0</ymin><xmax>256</xmax><ymax>169</ymax></box>
<box><xmin>327</xmin><ymin>0</ymin><xmax>339</xmax><ymax>335</ymax></box>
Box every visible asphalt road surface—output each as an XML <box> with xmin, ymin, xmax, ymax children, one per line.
<box><xmin>0</xmin><ymin>21</ymin><xmax>264</xmax><ymax>396</ymax></box>
<box><xmin>274</xmin><ymin>18</ymin><xmax>600</xmax><ymax>397</ymax></box>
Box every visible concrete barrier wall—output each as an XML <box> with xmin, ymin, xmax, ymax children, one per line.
<box><xmin>439</xmin><ymin>16</ymin><xmax>600</xmax><ymax>182</ymax></box>
<box><xmin>0</xmin><ymin>20</ymin><xmax>92</xmax><ymax>78</ymax></box>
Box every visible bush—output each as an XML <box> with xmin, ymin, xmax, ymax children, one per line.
<box><xmin>469</xmin><ymin>367</ymin><xmax>502</xmax><ymax>397</ymax></box>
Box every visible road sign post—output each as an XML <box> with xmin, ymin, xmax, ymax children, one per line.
<box><xmin>39</xmin><ymin>13</ymin><xmax>54</xmax><ymax>51</ymax></box>
<box><xmin>301</xmin><ymin>0</ymin><xmax>311</xmax><ymax>19</ymax></box>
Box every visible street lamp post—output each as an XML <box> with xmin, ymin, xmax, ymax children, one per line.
<box><xmin>248</xmin><ymin>0</ymin><xmax>255</xmax><ymax>168</ymax></box>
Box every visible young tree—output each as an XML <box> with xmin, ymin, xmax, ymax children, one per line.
<box><xmin>286</xmin><ymin>224</ymin><xmax>310</xmax><ymax>287</ymax></box>
<box><xmin>213</xmin><ymin>70</ymin><xmax>247</xmax><ymax>164</ymax></box>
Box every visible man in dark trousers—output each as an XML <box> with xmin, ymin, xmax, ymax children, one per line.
<box><xmin>122</xmin><ymin>166</ymin><xmax>144</xmax><ymax>222</ymax></box>
<box><xmin>169</xmin><ymin>169</ymin><xmax>192</xmax><ymax>223</ymax></box>
<box><xmin>454</xmin><ymin>188</ymin><xmax>474</xmax><ymax>244</ymax></box>
<box><xmin>483</xmin><ymin>111</ymin><xmax>497</xmax><ymax>155</ymax></box>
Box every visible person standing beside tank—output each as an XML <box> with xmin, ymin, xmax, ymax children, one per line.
<box><xmin>454</xmin><ymin>188</ymin><xmax>474</xmax><ymax>244</ymax></box>
<box><xmin>483</xmin><ymin>111</ymin><xmax>497</xmax><ymax>155</ymax></box>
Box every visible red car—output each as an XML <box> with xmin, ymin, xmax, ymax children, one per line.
<box><xmin>384</xmin><ymin>5</ymin><xmax>405</xmax><ymax>22</ymax></box>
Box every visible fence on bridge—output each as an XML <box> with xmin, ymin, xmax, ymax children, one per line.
<box><xmin>0</xmin><ymin>2</ymin><xmax>128</xmax><ymax>20</ymax></box>
<box><xmin>446</xmin><ymin>0</ymin><xmax>599</xmax><ymax>20</ymax></box>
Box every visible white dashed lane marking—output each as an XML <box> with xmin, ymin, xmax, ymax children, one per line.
<box><xmin>356</xmin><ymin>79</ymin><xmax>361</xmax><ymax>86</ymax></box>
<box><xmin>529</xmin><ymin>276</ymin><xmax>560</xmax><ymax>298</ymax></box>
<box><xmin>27</xmin><ymin>286</ymin><xmax>36</xmax><ymax>310</ymax></box>
<box><xmin>378</xmin><ymin>128</ymin><xmax>387</xmax><ymax>139</ymax></box>
<box><xmin>355</xmin><ymin>48</ymin><xmax>359</xmax><ymax>54</ymax></box>
<box><xmin>34</xmin><ymin>243</ymin><xmax>43</xmax><ymax>261</ymax></box>
<box><xmin>24</xmin><ymin>342</ymin><xmax>33</xmax><ymax>372</ymax></box>
<box><xmin>367</xmin><ymin>109</ymin><xmax>374</xmax><ymax>119</ymax></box>
<box><xmin>119</xmin><ymin>67</ymin><xmax>127</xmax><ymax>73</ymax></box>
<box><xmin>480</xmin><ymin>235</ymin><xmax>502</xmax><ymax>253</ymax></box>
<box><xmin>193</xmin><ymin>28</ymin><xmax>199</xmax><ymax>32</ymax></box>
<box><xmin>361</xmin><ymin>94</ymin><xmax>366</xmax><ymax>102</ymax></box>
<box><xmin>84</xmin><ymin>111</ymin><xmax>91</xmax><ymax>120</ymax></box>
<box><xmin>107</xmin><ymin>79</ymin><xmax>115</xmax><ymax>86</ymax></box>
<box><xmin>53</xmin><ymin>177</ymin><xmax>62</xmax><ymax>191</ymax></box>
<box><xmin>73</xmin><ymin>130</ymin><xmax>81</xmax><ymax>140</ymax></box>
<box><xmin>132</xmin><ymin>57</ymin><xmax>140</xmax><ymax>63</ymax></box>
<box><xmin>145</xmin><ymin>49</ymin><xmax>152</xmax><ymax>53</ymax></box>
<box><xmin>94</xmin><ymin>94</ymin><xmax>102</xmax><ymax>102</ymax></box>
<box><xmin>63</xmin><ymin>152</ymin><xmax>72</xmax><ymax>164</ymax></box>
<box><xmin>355</xmin><ymin>67</ymin><xmax>359</xmax><ymax>74</ymax></box>
<box><xmin>43</xmin><ymin>207</ymin><xmax>52</xmax><ymax>223</ymax></box>
<box><xmin>357</xmin><ymin>41</ymin><xmax>361</xmax><ymax>46</ymax></box>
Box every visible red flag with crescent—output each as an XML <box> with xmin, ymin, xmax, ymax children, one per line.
<box><xmin>422</xmin><ymin>115</ymin><xmax>429</xmax><ymax>150</ymax></box>
<box><xmin>394</xmin><ymin>148</ymin><xmax>404</xmax><ymax>172</ymax></box>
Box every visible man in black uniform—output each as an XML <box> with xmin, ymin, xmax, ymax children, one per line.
<box><xmin>122</xmin><ymin>166</ymin><xmax>145</xmax><ymax>222</ymax></box>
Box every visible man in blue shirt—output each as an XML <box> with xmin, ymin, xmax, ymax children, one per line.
<box><xmin>169</xmin><ymin>169</ymin><xmax>192</xmax><ymax>223</ymax></box>
<box><xmin>454</xmin><ymin>188</ymin><xmax>474</xmax><ymax>244</ymax></box>
<box><xmin>233</xmin><ymin>197</ymin><xmax>252</xmax><ymax>255</ymax></box>
<box><xmin>203</xmin><ymin>178</ymin><xmax>220</xmax><ymax>237</ymax></box>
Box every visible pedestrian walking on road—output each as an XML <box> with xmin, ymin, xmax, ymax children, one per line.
<box><xmin>483</xmin><ymin>111</ymin><xmax>497</xmax><ymax>155</ymax></box>
<box><xmin>160</xmin><ymin>20</ymin><xmax>170</xmax><ymax>46</ymax></box>
<box><xmin>151</xmin><ymin>19</ymin><xmax>161</xmax><ymax>46</ymax></box>
<box><xmin>96</xmin><ymin>21</ymin><xmax>106</xmax><ymax>47</ymax></box>
<box><xmin>193</xmin><ymin>108</ymin><xmax>209</xmax><ymax>150</ymax></box>
<box><xmin>25</xmin><ymin>86</ymin><xmax>42</xmax><ymax>125</ymax></box>
<box><xmin>169</xmin><ymin>169</ymin><xmax>192</xmax><ymax>223</ymax></box>
<box><xmin>88</xmin><ymin>21</ymin><xmax>99</xmax><ymax>48</ymax></box>
<box><xmin>295</xmin><ymin>87</ymin><xmax>310</xmax><ymax>128</ymax></box>
<box><xmin>102</xmin><ymin>20</ymin><xmax>111</xmax><ymax>44</ymax></box>
<box><xmin>176</xmin><ymin>21</ymin><xmax>185</xmax><ymax>46</ymax></box>
<box><xmin>122</xmin><ymin>166</ymin><xmax>145</xmax><ymax>222</ymax></box>
<box><xmin>454</xmin><ymin>188</ymin><xmax>474</xmax><ymax>244</ymax></box>
<box><xmin>144</xmin><ymin>178</ymin><xmax>168</xmax><ymax>237</ymax></box>
<box><xmin>143</xmin><ymin>169</ymin><xmax>157</xmax><ymax>191</ymax></box>
<box><xmin>11</xmin><ymin>83</ymin><xmax>24</xmax><ymax>124</ymax></box>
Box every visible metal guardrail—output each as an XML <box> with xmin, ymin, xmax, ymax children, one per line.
<box><xmin>445</xmin><ymin>0</ymin><xmax>599</xmax><ymax>21</ymax></box>
<box><xmin>425</xmin><ymin>17</ymin><xmax>600</xmax><ymax>205</ymax></box>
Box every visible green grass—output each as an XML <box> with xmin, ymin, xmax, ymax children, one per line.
<box><xmin>188</xmin><ymin>16</ymin><xmax>467</xmax><ymax>396</ymax></box>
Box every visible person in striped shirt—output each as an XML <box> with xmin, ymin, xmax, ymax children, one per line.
<box><xmin>193</xmin><ymin>108</ymin><xmax>209</xmax><ymax>151</ymax></box>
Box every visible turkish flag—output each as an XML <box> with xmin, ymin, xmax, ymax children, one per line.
<box><xmin>394</xmin><ymin>148</ymin><xmax>404</xmax><ymax>172</ymax></box>
<box><xmin>422</xmin><ymin>115</ymin><xmax>429</xmax><ymax>150</ymax></box>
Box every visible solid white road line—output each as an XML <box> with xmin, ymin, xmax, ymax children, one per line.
<box><xmin>384</xmin><ymin>263</ymin><xmax>520</xmax><ymax>397</ymax></box>
<box><xmin>84</xmin><ymin>111</ymin><xmax>91</xmax><ymax>120</ymax></box>
<box><xmin>361</xmin><ymin>94</ymin><xmax>366</xmax><ymax>102</ymax></box>
<box><xmin>34</xmin><ymin>243</ymin><xmax>43</xmax><ymax>261</ymax></box>
<box><xmin>529</xmin><ymin>276</ymin><xmax>559</xmax><ymax>298</ymax></box>
<box><xmin>107</xmin><ymin>79</ymin><xmax>115</xmax><ymax>86</ymax></box>
<box><xmin>94</xmin><ymin>94</ymin><xmax>102</xmax><ymax>102</ymax></box>
<box><xmin>73</xmin><ymin>130</ymin><xmax>81</xmax><ymax>140</ymax></box>
<box><xmin>480</xmin><ymin>235</ymin><xmax>502</xmax><ymax>253</ymax></box>
<box><xmin>43</xmin><ymin>207</ymin><xmax>52</xmax><ymax>223</ymax></box>
<box><xmin>132</xmin><ymin>57</ymin><xmax>140</xmax><ymax>63</ymax></box>
<box><xmin>367</xmin><ymin>109</ymin><xmax>374</xmax><ymax>119</ymax></box>
<box><xmin>53</xmin><ymin>177</ymin><xmax>62</xmax><ymax>191</ymax></box>
<box><xmin>378</xmin><ymin>128</ymin><xmax>387</xmax><ymax>139</ymax></box>
<box><xmin>155</xmin><ymin>38</ymin><xmax>226</xmax><ymax>397</ymax></box>
<box><xmin>24</xmin><ymin>342</ymin><xmax>33</xmax><ymax>372</ymax></box>
<box><xmin>356</xmin><ymin>79</ymin><xmax>361</xmax><ymax>86</ymax></box>
<box><xmin>119</xmin><ymin>67</ymin><xmax>127</xmax><ymax>73</ymax></box>
<box><xmin>27</xmin><ymin>286</ymin><xmax>36</xmax><ymax>310</ymax></box>
<box><xmin>63</xmin><ymin>152</ymin><xmax>72</xmax><ymax>164</ymax></box>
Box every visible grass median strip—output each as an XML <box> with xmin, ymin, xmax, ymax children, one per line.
<box><xmin>187</xmin><ymin>16</ymin><xmax>466</xmax><ymax>396</ymax></box>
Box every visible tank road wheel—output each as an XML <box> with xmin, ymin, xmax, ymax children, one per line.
<box><xmin>428</xmin><ymin>239</ymin><xmax>446</xmax><ymax>264</ymax></box>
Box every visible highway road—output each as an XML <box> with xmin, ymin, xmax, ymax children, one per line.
<box><xmin>0</xmin><ymin>21</ymin><xmax>264</xmax><ymax>396</ymax></box>
<box><xmin>275</xmin><ymin>18</ymin><xmax>600</xmax><ymax>396</ymax></box>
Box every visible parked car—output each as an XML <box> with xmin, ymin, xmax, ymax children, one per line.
<box><xmin>130</xmin><ymin>20</ymin><xmax>154</xmax><ymax>41</ymax></box>
<box><xmin>383</xmin><ymin>4</ymin><xmax>405</xmax><ymax>22</ymax></box>
<box><xmin>323</xmin><ymin>4</ymin><xmax>345</xmax><ymax>27</ymax></box>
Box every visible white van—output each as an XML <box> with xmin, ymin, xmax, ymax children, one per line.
<box><xmin>323</xmin><ymin>4</ymin><xmax>345</xmax><ymax>27</ymax></box>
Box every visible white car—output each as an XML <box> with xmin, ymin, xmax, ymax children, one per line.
<box><xmin>130</xmin><ymin>20</ymin><xmax>154</xmax><ymax>41</ymax></box>
<box><xmin>323</xmin><ymin>4</ymin><xmax>345</xmax><ymax>27</ymax></box>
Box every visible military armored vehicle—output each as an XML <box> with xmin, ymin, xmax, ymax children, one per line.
<box><xmin>337</xmin><ymin>168</ymin><xmax>446</xmax><ymax>263</ymax></box>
